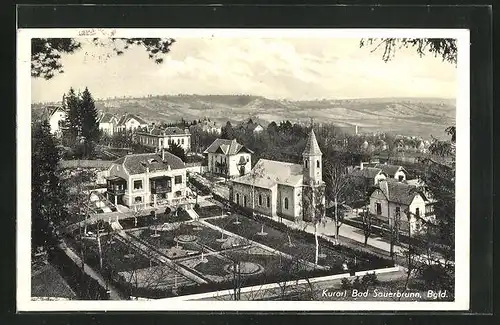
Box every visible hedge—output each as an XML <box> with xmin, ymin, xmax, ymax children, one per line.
<box><xmin>48</xmin><ymin>246</ymin><xmax>110</xmax><ymax>300</ymax></box>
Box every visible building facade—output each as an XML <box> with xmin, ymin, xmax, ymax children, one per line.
<box><xmin>374</xmin><ymin>163</ymin><xmax>408</xmax><ymax>182</ymax></box>
<box><xmin>42</xmin><ymin>106</ymin><xmax>66</xmax><ymax>137</ymax></box>
<box><xmin>98</xmin><ymin>112</ymin><xmax>119</xmax><ymax>135</ymax></box>
<box><xmin>105</xmin><ymin>151</ymin><xmax>188</xmax><ymax>209</ymax></box>
<box><xmin>136</xmin><ymin>126</ymin><xmax>191</xmax><ymax>152</ymax></box>
<box><xmin>231</xmin><ymin>128</ymin><xmax>325</xmax><ymax>222</ymax></box>
<box><xmin>369</xmin><ymin>179</ymin><xmax>434</xmax><ymax>234</ymax></box>
<box><xmin>115</xmin><ymin>114</ymin><xmax>149</xmax><ymax>132</ymax></box>
<box><xmin>203</xmin><ymin>138</ymin><xmax>253</xmax><ymax>178</ymax></box>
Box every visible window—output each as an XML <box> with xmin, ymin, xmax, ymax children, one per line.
<box><xmin>236</xmin><ymin>193</ymin><xmax>240</xmax><ymax>205</ymax></box>
<box><xmin>284</xmin><ymin>197</ymin><xmax>289</xmax><ymax>210</ymax></box>
<box><xmin>133</xmin><ymin>180</ymin><xmax>143</xmax><ymax>190</ymax></box>
<box><xmin>376</xmin><ymin>202</ymin><xmax>382</xmax><ymax>215</ymax></box>
<box><xmin>175</xmin><ymin>175</ymin><xmax>183</xmax><ymax>184</ymax></box>
<box><xmin>395</xmin><ymin>206</ymin><xmax>401</xmax><ymax>216</ymax></box>
<box><xmin>316</xmin><ymin>160</ymin><xmax>320</xmax><ymax>168</ymax></box>
<box><xmin>181</xmin><ymin>138</ymin><xmax>185</xmax><ymax>144</ymax></box>
<box><xmin>305</xmin><ymin>160</ymin><xmax>308</xmax><ymax>169</ymax></box>
<box><xmin>398</xmin><ymin>175</ymin><xmax>404</xmax><ymax>182</ymax></box>
<box><xmin>267</xmin><ymin>195</ymin><xmax>270</xmax><ymax>208</ymax></box>
<box><xmin>415</xmin><ymin>208</ymin><xmax>420</xmax><ymax>218</ymax></box>
<box><xmin>258</xmin><ymin>194</ymin><xmax>262</xmax><ymax>206</ymax></box>
<box><xmin>244</xmin><ymin>195</ymin><xmax>247</xmax><ymax>207</ymax></box>
<box><xmin>134</xmin><ymin>196</ymin><xmax>142</xmax><ymax>203</ymax></box>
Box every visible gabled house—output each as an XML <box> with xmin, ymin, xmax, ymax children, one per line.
<box><xmin>203</xmin><ymin>138</ymin><xmax>253</xmax><ymax>178</ymax></box>
<box><xmin>105</xmin><ymin>150</ymin><xmax>188</xmax><ymax>209</ymax></box>
<box><xmin>98</xmin><ymin>112</ymin><xmax>119</xmax><ymax>135</ymax></box>
<box><xmin>115</xmin><ymin>114</ymin><xmax>149</xmax><ymax>132</ymax></box>
<box><xmin>190</xmin><ymin>118</ymin><xmax>221</xmax><ymax>135</ymax></box>
<box><xmin>237</xmin><ymin>119</ymin><xmax>265</xmax><ymax>134</ymax></box>
<box><xmin>350</xmin><ymin>164</ymin><xmax>387</xmax><ymax>186</ymax></box>
<box><xmin>136</xmin><ymin>125</ymin><xmax>191</xmax><ymax>152</ymax></box>
<box><xmin>41</xmin><ymin>106</ymin><xmax>66</xmax><ymax>137</ymax></box>
<box><xmin>374</xmin><ymin>163</ymin><xmax>408</xmax><ymax>182</ymax></box>
<box><xmin>369</xmin><ymin>179</ymin><xmax>434</xmax><ymax>234</ymax></box>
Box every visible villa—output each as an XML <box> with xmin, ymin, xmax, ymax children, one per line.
<box><xmin>136</xmin><ymin>125</ymin><xmax>191</xmax><ymax>152</ymax></box>
<box><xmin>203</xmin><ymin>138</ymin><xmax>253</xmax><ymax>178</ymax></box>
<box><xmin>105</xmin><ymin>150</ymin><xmax>188</xmax><ymax>209</ymax></box>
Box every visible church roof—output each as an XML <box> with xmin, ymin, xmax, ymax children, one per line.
<box><xmin>303</xmin><ymin>128</ymin><xmax>322</xmax><ymax>156</ymax></box>
<box><xmin>232</xmin><ymin>159</ymin><xmax>303</xmax><ymax>189</ymax></box>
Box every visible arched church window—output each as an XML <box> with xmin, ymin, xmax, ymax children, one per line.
<box><xmin>305</xmin><ymin>160</ymin><xmax>308</xmax><ymax>169</ymax></box>
<box><xmin>259</xmin><ymin>194</ymin><xmax>262</xmax><ymax>206</ymax></box>
<box><xmin>284</xmin><ymin>197</ymin><xmax>289</xmax><ymax>210</ymax></box>
<box><xmin>317</xmin><ymin>160</ymin><xmax>320</xmax><ymax>168</ymax></box>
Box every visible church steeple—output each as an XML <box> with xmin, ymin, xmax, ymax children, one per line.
<box><xmin>303</xmin><ymin>119</ymin><xmax>323</xmax><ymax>185</ymax></box>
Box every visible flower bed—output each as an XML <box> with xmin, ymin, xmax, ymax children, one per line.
<box><xmin>119</xmin><ymin>209</ymin><xmax>192</xmax><ymax>230</ymax></box>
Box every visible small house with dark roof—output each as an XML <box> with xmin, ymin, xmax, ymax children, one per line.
<box><xmin>115</xmin><ymin>113</ymin><xmax>149</xmax><ymax>132</ymax></box>
<box><xmin>374</xmin><ymin>163</ymin><xmax>408</xmax><ymax>182</ymax></box>
<box><xmin>231</xmin><ymin>127</ymin><xmax>325</xmax><ymax>222</ymax></box>
<box><xmin>105</xmin><ymin>150</ymin><xmax>188</xmax><ymax>208</ymax></box>
<box><xmin>349</xmin><ymin>165</ymin><xmax>387</xmax><ymax>187</ymax></box>
<box><xmin>136</xmin><ymin>125</ymin><xmax>191</xmax><ymax>152</ymax></box>
<box><xmin>98</xmin><ymin>112</ymin><xmax>119</xmax><ymax>135</ymax></box>
<box><xmin>203</xmin><ymin>138</ymin><xmax>253</xmax><ymax>178</ymax></box>
<box><xmin>369</xmin><ymin>179</ymin><xmax>434</xmax><ymax>234</ymax></box>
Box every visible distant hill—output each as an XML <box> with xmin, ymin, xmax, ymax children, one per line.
<box><xmin>31</xmin><ymin>95</ymin><xmax>456</xmax><ymax>140</ymax></box>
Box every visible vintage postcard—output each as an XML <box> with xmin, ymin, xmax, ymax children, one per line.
<box><xmin>17</xmin><ymin>28</ymin><xmax>469</xmax><ymax>311</ymax></box>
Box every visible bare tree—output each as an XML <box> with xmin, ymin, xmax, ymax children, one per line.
<box><xmin>302</xmin><ymin>184</ymin><xmax>326</xmax><ymax>266</ymax></box>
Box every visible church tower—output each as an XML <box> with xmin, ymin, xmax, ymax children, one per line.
<box><xmin>302</xmin><ymin>123</ymin><xmax>323</xmax><ymax>186</ymax></box>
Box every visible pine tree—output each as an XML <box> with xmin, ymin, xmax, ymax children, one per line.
<box><xmin>32</xmin><ymin>121</ymin><xmax>67</xmax><ymax>252</ymax></box>
<box><xmin>167</xmin><ymin>142</ymin><xmax>186</xmax><ymax>162</ymax></box>
<box><xmin>64</xmin><ymin>87</ymin><xmax>82</xmax><ymax>140</ymax></box>
<box><xmin>80</xmin><ymin>87</ymin><xmax>100</xmax><ymax>157</ymax></box>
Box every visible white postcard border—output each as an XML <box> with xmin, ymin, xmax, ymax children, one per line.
<box><xmin>17</xmin><ymin>28</ymin><xmax>470</xmax><ymax>311</ymax></box>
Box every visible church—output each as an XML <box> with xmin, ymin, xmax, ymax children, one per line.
<box><xmin>230</xmin><ymin>127</ymin><xmax>325</xmax><ymax>222</ymax></box>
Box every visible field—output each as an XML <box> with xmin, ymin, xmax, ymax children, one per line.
<box><xmin>33</xmin><ymin>95</ymin><xmax>456</xmax><ymax>139</ymax></box>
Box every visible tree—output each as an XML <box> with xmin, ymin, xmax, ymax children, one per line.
<box><xmin>167</xmin><ymin>142</ymin><xmax>186</xmax><ymax>162</ymax></box>
<box><xmin>32</xmin><ymin>121</ymin><xmax>67</xmax><ymax>252</ymax></box>
<box><xmin>361</xmin><ymin>206</ymin><xmax>373</xmax><ymax>246</ymax></box>
<box><xmin>323</xmin><ymin>159</ymin><xmax>353</xmax><ymax>245</ymax></box>
<box><xmin>32</xmin><ymin>38</ymin><xmax>176</xmax><ymax>80</ymax></box>
<box><xmin>302</xmin><ymin>184</ymin><xmax>326</xmax><ymax>266</ymax></box>
<box><xmin>221</xmin><ymin>121</ymin><xmax>235</xmax><ymax>140</ymax></box>
<box><xmin>80</xmin><ymin>87</ymin><xmax>101</xmax><ymax>158</ymax></box>
<box><xmin>64</xmin><ymin>87</ymin><xmax>82</xmax><ymax>141</ymax></box>
<box><xmin>359</xmin><ymin>38</ymin><xmax>457</xmax><ymax>65</ymax></box>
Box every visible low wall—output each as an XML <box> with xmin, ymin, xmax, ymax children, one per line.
<box><xmin>162</xmin><ymin>266</ymin><xmax>401</xmax><ymax>301</ymax></box>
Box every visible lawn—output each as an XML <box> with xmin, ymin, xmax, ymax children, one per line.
<box><xmin>208</xmin><ymin>214</ymin><xmax>392</xmax><ymax>271</ymax></box>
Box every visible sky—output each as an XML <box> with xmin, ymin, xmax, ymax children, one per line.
<box><xmin>31</xmin><ymin>38</ymin><xmax>457</xmax><ymax>103</ymax></box>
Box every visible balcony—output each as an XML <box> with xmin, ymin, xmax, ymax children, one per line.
<box><xmin>151</xmin><ymin>185</ymin><xmax>172</xmax><ymax>194</ymax></box>
<box><xmin>106</xmin><ymin>176</ymin><xmax>127</xmax><ymax>195</ymax></box>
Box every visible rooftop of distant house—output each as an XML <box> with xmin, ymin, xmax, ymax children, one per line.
<box><xmin>116</xmin><ymin>113</ymin><xmax>148</xmax><ymax>126</ymax></box>
<box><xmin>203</xmin><ymin>138</ymin><xmax>254</xmax><ymax>155</ymax></box>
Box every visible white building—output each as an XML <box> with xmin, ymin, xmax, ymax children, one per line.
<box><xmin>98</xmin><ymin>112</ymin><xmax>119</xmax><ymax>135</ymax></box>
<box><xmin>136</xmin><ymin>126</ymin><xmax>191</xmax><ymax>152</ymax></box>
<box><xmin>115</xmin><ymin>114</ymin><xmax>149</xmax><ymax>132</ymax></box>
<box><xmin>369</xmin><ymin>179</ymin><xmax>435</xmax><ymax>234</ymax></box>
<box><xmin>42</xmin><ymin>106</ymin><xmax>66</xmax><ymax>137</ymax></box>
<box><xmin>231</xmin><ymin>127</ymin><xmax>325</xmax><ymax>222</ymax></box>
<box><xmin>374</xmin><ymin>163</ymin><xmax>408</xmax><ymax>182</ymax></box>
<box><xmin>105</xmin><ymin>150</ymin><xmax>188</xmax><ymax>209</ymax></box>
<box><xmin>203</xmin><ymin>138</ymin><xmax>253</xmax><ymax>178</ymax></box>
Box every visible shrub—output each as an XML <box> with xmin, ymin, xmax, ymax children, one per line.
<box><xmin>194</xmin><ymin>203</ymin><xmax>200</xmax><ymax>209</ymax></box>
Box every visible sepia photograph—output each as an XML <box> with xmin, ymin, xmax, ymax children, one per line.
<box><xmin>17</xmin><ymin>28</ymin><xmax>470</xmax><ymax>311</ymax></box>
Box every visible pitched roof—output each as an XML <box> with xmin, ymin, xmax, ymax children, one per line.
<box><xmin>375</xmin><ymin>180</ymin><xmax>420</xmax><ymax>205</ymax></box>
<box><xmin>374</xmin><ymin>163</ymin><xmax>405</xmax><ymax>177</ymax></box>
<box><xmin>117</xmin><ymin>114</ymin><xmax>148</xmax><ymax>126</ymax></box>
<box><xmin>350</xmin><ymin>167</ymin><xmax>384</xmax><ymax>179</ymax></box>
<box><xmin>303</xmin><ymin>128</ymin><xmax>322</xmax><ymax>156</ymax></box>
<box><xmin>203</xmin><ymin>138</ymin><xmax>254</xmax><ymax>155</ymax></box>
<box><xmin>113</xmin><ymin>152</ymin><xmax>185</xmax><ymax>175</ymax></box>
<box><xmin>233</xmin><ymin>159</ymin><xmax>303</xmax><ymax>189</ymax></box>
<box><xmin>40</xmin><ymin>106</ymin><xmax>64</xmax><ymax>120</ymax></box>
<box><xmin>98</xmin><ymin>112</ymin><xmax>117</xmax><ymax>124</ymax></box>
